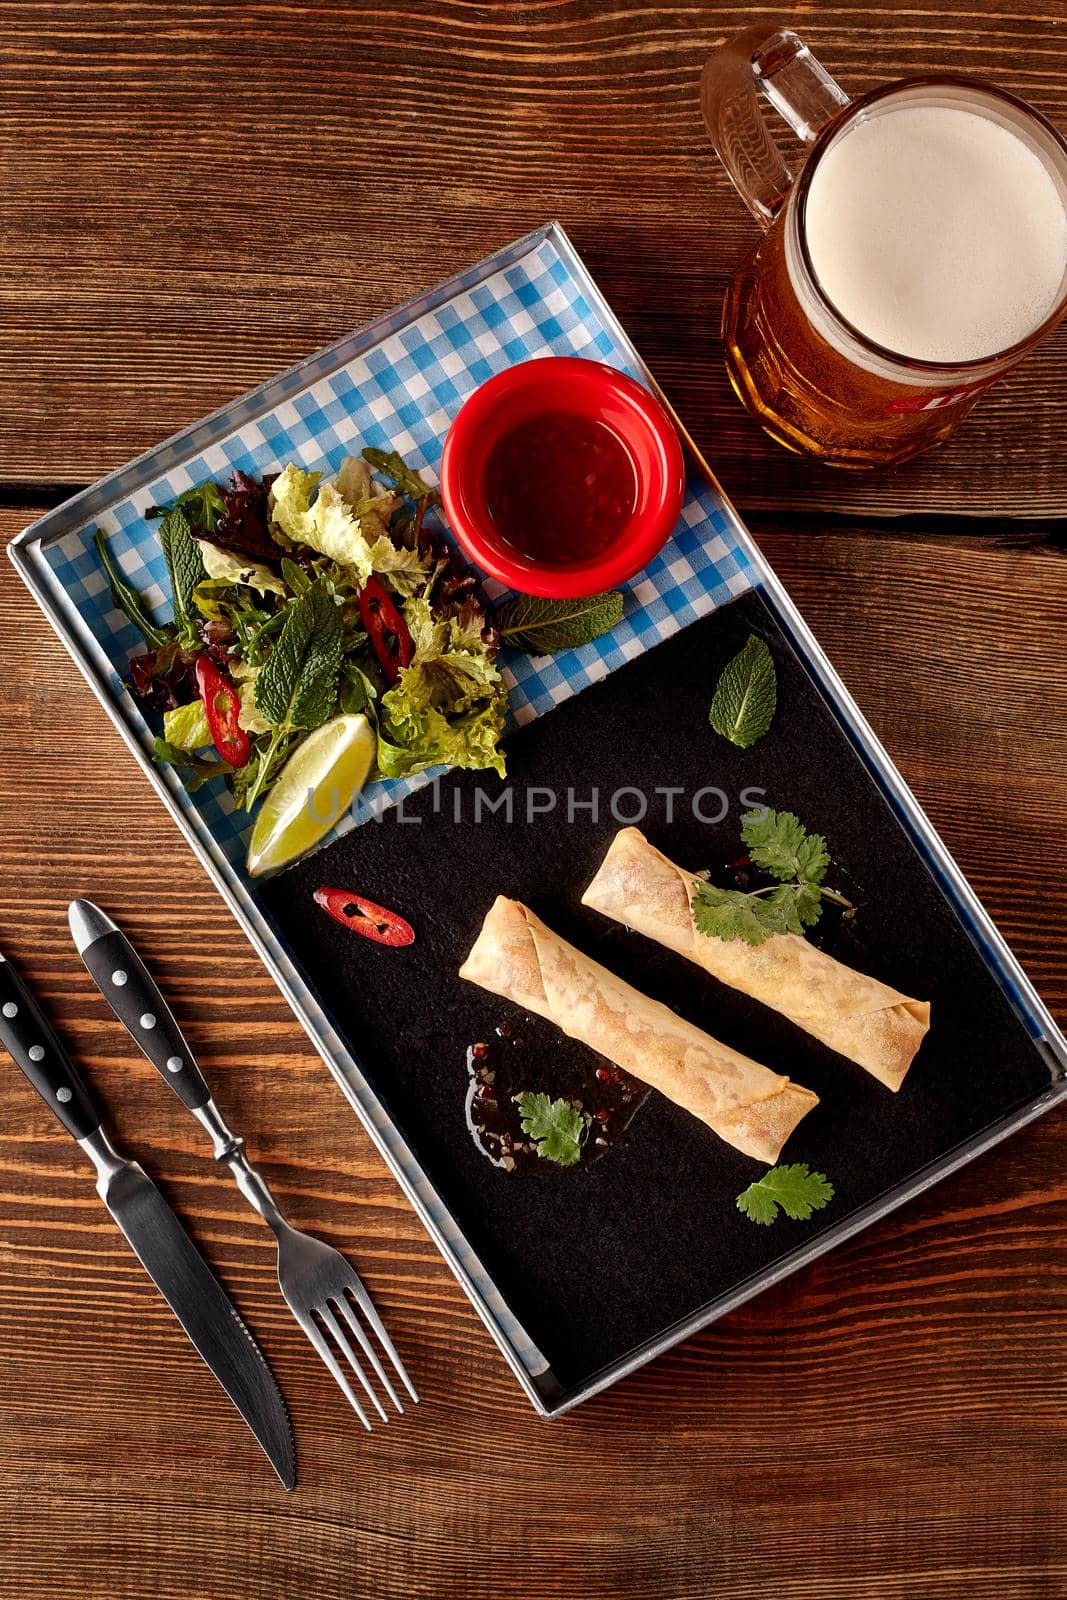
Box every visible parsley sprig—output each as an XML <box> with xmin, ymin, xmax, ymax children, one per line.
<box><xmin>691</xmin><ymin>808</ymin><xmax>853</xmax><ymax>947</ymax></box>
<box><xmin>736</xmin><ymin>1163</ymin><xmax>834</xmax><ymax>1225</ymax></box>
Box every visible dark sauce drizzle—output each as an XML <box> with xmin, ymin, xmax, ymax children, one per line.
<box><xmin>465</xmin><ymin>1022</ymin><xmax>649</xmax><ymax>1175</ymax></box>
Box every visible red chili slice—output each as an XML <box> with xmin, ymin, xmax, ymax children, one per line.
<box><xmin>314</xmin><ymin>887</ymin><xmax>415</xmax><ymax>947</ymax></box>
<box><xmin>357</xmin><ymin>576</ymin><xmax>413</xmax><ymax>684</ymax></box>
<box><xmin>194</xmin><ymin>655</ymin><xmax>251</xmax><ymax>768</ymax></box>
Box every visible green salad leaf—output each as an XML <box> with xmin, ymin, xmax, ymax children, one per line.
<box><xmin>94</xmin><ymin>529</ymin><xmax>172</xmax><ymax>649</ymax></box>
<box><xmin>269</xmin><ymin>465</ymin><xmax>431</xmax><ymax>592</ymax></box>
<box><xmin>709</xmin><ymin>634</ymin><xmax>777</xmax><ymax>749</ymax></box>
<box><xmin>518</xmin><ymin>1093</ymin><xmax>584</xmax><ymax>1167</ymax></box>
<box><xmin>159</xmin><ymin>508</ymin><xmax>207</xmax><ymax>647</ymax></box>
<box><xmin>254</xmin><ymin>579</ymin><xmax>342</xmax><ymax>732</ymax></box>
<box><xmin>361</xmin><ymin>446</ymin><xmax>440</xmax><ymax>506</ymax></box>
<box><xmin>736</xmin><ymin>1164</ymin><xmax>834</xmax><ymax>1225</ymax></box>
<box><xmin>496</xmin><ymin>591</ymin><xmax>624</xmax><ymax>654</ymax></box>
<box><xmin>173</xmin><ymin>481</ymin><xmax>227</xmax><ymax>536</ymax></box>
<box><xmin>196</xmin><ymin>539</ymin><xmax>285</xmax><ymax>597</ymax></box>
<box><xmin>162</xmin><ymin>700</ymin><xmax>212</xmax><ymax>751</ymax></box>
<box><xmin>377</xmin><ymin>596</ymin><xmax>508</xmax><ymax>778</ymax></box>
<box><xmin>376</xmin><ymin>700</ymin><xmax>507</xmax><ymax>780</ymax></box>
<box><xmin>151</xmin><ymin>737</ymin><xmax>231</xmax><ymax>793</ymax></box>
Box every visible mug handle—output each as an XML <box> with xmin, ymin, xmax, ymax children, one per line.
<box><xmin>701</xmin><ymin>26</ymin><xmax>851</xmax><ymax>230</ymax></box>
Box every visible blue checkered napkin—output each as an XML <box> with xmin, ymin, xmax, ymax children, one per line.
<box><xmin>39</xmin><ymin>233</ymin><xmax>752</xmax><ymax>871</ymax></box>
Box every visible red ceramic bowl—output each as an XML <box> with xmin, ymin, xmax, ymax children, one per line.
<box><xmin>439</xmin><ymin>356</ymin><xmax>685</xmax><ymax>598</ymax></box>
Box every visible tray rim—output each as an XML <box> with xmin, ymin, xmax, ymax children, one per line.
<box><xmin>9</xmin><ymin>219</ymin><xmax>1067</xmax><ymax>1418</ymax></box>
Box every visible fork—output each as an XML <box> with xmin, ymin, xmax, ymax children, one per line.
<box><xmin>69</xmin><ymin>899</ymin><xmax>417</xmax><ymax>1428</ymax></box>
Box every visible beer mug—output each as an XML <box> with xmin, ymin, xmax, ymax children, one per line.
<box><xmin>701</xmin><ymin>28</ymin><xmax>1067</xmax><ymax>466</ymax></box>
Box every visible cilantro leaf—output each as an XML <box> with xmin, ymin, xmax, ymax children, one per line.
<box><xmin>173</xmin><ymin>481</ymin><xmax>227</xmax><ymax>536</ymax></box>
<box><xmin>159</xmin><ymin>507</ymin><xmax>207</xmax><ymax>647</ymax></box>
<box><xmin>254</xmin><ymin>579</ymin><xmax>342</xmax><ymax>732</ymax></box>
<box><xmin>361</xmin><ymin>446</ymin><xmax>440</xmax><ymax>506</ymax></box>
<box><xmin>496</xmin><ymin>591</ymin><xmax>625</xmax><ymax>655</ymax></box>
<box><xmin>736</xmin><ymin>1164</ymin><xmax>834</xmax><ymax>1225</ymax></box>
<box><xmin>518</xmin><ymin>1092</ymin><xmax>584</xmax><ymax>1167</ymax></box>
<box><xmin>691</xmin><ymin>881</ymin><xmax>794</xmax><ymax>946</ymax></box>
<box><xmin>742</xmin><ymin>808</ymin><xmax>829</xmax><ymax>886</ymax></box>
<box><xmin>692</xmin><ymin>808</ymin><xmax>848</xmax><ymax>947</ymax></box>
<box><xmin>709</xmin><ymin>635</ymin><xmax>777</xmax><ymax>748</ymax></box>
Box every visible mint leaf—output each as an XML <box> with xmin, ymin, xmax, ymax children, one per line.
<box><xmin>742</xmin><ymin>808</ymin><xmax>829</xmax><ymax>886</ymax></box>
<box><xmin>496</xmin><ymin>591</ymin><xmax>624</xmax><ymax>654</ymax></box>
<box><xmin>361</xmin><ymin>446</ymin><xmax>440</xmax><ymax>506</ymax></box>
<box><xmin>173</xmin><ymin>481</ymin><xmax>227</xmax><ymax>536</ymax></box>
<box><xmin>736</xmin><ymin>1164</ymin><xmax>834</xmax><ymax>1225</ymax></box>
<box><xmin>159</xmin><ymin>508</ymin><xmax>207</xmax><ymax>647</ymax></box>
<box><xmin>518</xmin><ymin>1092</ymin><xmax>584</xmax><ymax>1167</ymax></box>
<box><xmin>709</xmin><ymin>635</ymin><xmax>777</xmax><ymax>749</ymax></box>
<box><xmin>254</xmin><ymin>580</ymin><xmax>342</xmax><ymax>731</ymax></box>
<box><xmin>94</xmin><ymin>529</ymin><xmax>172</xmax><ymax>649</ymax></box>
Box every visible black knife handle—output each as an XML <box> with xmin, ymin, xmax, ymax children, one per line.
<box><xmin>79</xmin><ymin>929</ymin><xmax>212</xmax><ymax>1113</ymax></box>
<box><xmin>0</xmin><ymin>956</ymin><xmax>101</xmax><ymax>1141</ymax></box>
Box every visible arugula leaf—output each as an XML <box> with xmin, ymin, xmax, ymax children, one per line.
<box><xmin>151</xmin><ymin>736</ymin><xmax>231</xmax><ymax>793</ymax></box>
<box><xmin>742</xmin><ymin>808</ymin><xmax>829</xmax><ymax>886</ymax></box>
<box><xmin>339</xmin><ymin>662</ymin><xmax>378</xmax><ymax>717</ymax></box>
<box><xmin>173</xmin><ymin>481</ymin><xmax>227</xmax><ymax>536</ymax></box>
<box><xmin>280</xmin><ymin>557</ymin><xmax>311</xmax><ymax>596</ymax></box>
<box><xmin>736</xmin><ymin>1164</ymin><xmax>834</xmax><ymax>1225</ymax></box>
<box><xmin>518</xmin><ymin>1093</ymin><xmax>584</xmax><ymax>1167</ymax></box>
<box><xmin>93</xmin><ymin>529</ymin><xmax>172</xmax><ymax>649</ymax></box>
<box><xmin>709</xmin><ymin>635</ymin><xmax>777</xmax><ymax>748</ymax></box>
<box><xmin>159</xmin><ymin>508</ymin><xmax>207</xmax><ymax>646</ymax></box>
<box><xmin>253</xmin><ymin>580</ymin><xmax>342</xmax><ymax>732</ymax></box>
<box><xmin>496</xmin><ymin>591</ymin><xmax>624</xmax><ymax>655</ymax></box>
<box><xmin>361</xmin><ymin>446</ymin><xmax>440</xmax><ymax>506</ymax></box>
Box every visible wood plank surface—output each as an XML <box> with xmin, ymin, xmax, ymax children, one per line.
<box><xmin>1</xmin><ymin>1</ymin><xmax>1066</xmax><ymax>519</ymax></box>
<box><xmin>1</xmin><ymin>504</ymin><xmax>1064</xmax><ymax>1600</ymax></box>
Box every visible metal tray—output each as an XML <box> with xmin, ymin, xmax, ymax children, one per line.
<box><xmin>10</xmin><ymin>222</ymin><xmax>1067</xmax><ymax>1415</ymax></box>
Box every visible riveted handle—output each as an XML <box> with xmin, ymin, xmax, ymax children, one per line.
<box><xmin>0</xmin><ymin>955</ymin><xmax>100</xmax><ymax>1141</ymax></box>
<box><xmin>77</xmin><ymin>924</ymin><xmax>212</xmax><ymax>1113</ymax></box>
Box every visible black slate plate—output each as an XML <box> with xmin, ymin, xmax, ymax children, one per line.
<box><xmin>258</xmin><ymin>588</ymin><xmax>1059</xmax><ymax>1398</ymax></box>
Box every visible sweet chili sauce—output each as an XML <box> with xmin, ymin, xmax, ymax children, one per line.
<box><xmin>483</xmin><ymin>411</ymin><xmax>637</xmax><ymax>566</ymax></box>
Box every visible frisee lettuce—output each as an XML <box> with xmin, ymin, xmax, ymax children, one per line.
<box><xmin>268</xmin><ymin>465</ymin><xmax>432</xmax><ymax>593</ymax></box>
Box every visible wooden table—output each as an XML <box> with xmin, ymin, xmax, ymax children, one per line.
<box><xmin>1</xmin><ymin>6</ymin><xmax>1064</xmax><ymax>1598</ymax></box>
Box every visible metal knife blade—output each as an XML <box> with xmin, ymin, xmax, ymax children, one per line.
<box><xmin>0</xmin><ymin>951</ymin><xmax>296</xmax><ymax>1490</ymax></box>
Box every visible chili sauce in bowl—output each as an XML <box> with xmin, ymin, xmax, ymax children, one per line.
<box><xmin>440</xmin><ymin>357</ymin><xmax>685</xmax><ymax>598</ymax></box>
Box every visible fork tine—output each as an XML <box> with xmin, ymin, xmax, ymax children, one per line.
<box><xmin>318</xmin><ymin>1301</ymin><xmax>388</xmax><ymax>1424</ymax></box>
<box><xmin>336</xmin><ymin>1293</ymin><xmax>404</xmax><ymax>1414</ymax></box>
<box><xmin>346</xmin><ymin>1281</ymin><xmax>419</xmax><ymax>1403</ymax></box>
<box><xmin>296</xmin><ymin>1310</ymin><xmax>372</xmax><ymax>1430</ymax></box>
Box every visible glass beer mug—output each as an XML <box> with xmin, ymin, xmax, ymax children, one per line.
<box><xmin>701</xmin><ymin>27</ymin><xmax>1067</xmax><ymax>466</ymax></box>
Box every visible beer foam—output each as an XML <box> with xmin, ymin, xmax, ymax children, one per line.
<box><xmin>804</xmin><ymin>105</ymin><xmax>1067</xmax><ymax>364</ymax></box>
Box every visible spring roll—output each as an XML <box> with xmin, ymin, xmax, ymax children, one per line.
<box><xmin>582</xmin><ymin>828</ymin><xmax>929</xmax><ymax>1091</ymax></box>
<box><xmin>459</xmin><ymin>896</ymin><xmax>817</xmax><ymax>1163</ymax></box>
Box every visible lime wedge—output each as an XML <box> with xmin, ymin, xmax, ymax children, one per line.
<box><xmin>246</xmin><ymin>713</ymin><xmax>376</xmax><ymax>877</ymax></box>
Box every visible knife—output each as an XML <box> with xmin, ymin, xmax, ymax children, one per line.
<box><xmin>0</xmin><ymin>948</ymin><xmax>296</xmax><ymax>1490</ymax></box>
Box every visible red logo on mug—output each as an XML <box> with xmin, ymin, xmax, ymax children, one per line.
<box><xmin>885</xmin><ymin>375</ymin><xmax>1002</xmax><ymax>415</ymax></box>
